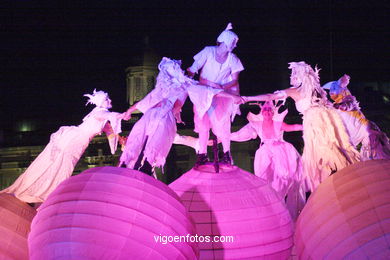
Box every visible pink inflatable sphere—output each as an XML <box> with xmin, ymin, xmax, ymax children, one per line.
<box><xmin>0</xmin><ymin>193</ymin><xmax>36</xmax><ymax>260</ymax></box>
<box><xmin>295</xmin><ymin>160</ymin><xmax>390</xmax><ymax>259</ymax></box>
<box><xmin>28</xmin><ymin>166</ymin><xmax>198</xmax><ymax>260</ymax></box>
<box><xmin>169</xmin><ymin>165</ymin><xmax>294</xmax><ymax>259</ymax></box>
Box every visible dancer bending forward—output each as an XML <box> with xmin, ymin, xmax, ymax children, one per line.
<box><xmin>1</xmin><ymin>90</ymin><xmax>124</xmax><ymax>203</ymax></box>
<box><xmin>118</xmin><ymin>58</ymin><xmax>190</xmax><ymax>175</ymax></box>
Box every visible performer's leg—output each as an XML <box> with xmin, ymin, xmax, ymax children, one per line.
<box><xmin>211</xmin><ymin>114</ymin><xmax>232</xmax><ymax>164</ymax></box>
<box><xmin>138</xmin><ymin>159</ymin><xmax>153</xmax><ymax>176</ymax></box>
<box><xmin>198</xmin><ymin>128</ymin><xmax>210</xmax><ymax>154</ymax></box>
<box><xmin>133</xmin><ymin>136</ymin><xmax>149</xmax><ymax>170</ymax></box>
<box><xmin>221</xmin><ymin>137</ymin><xmax>231</xmax><ymax>154</ymax></box>
<box><xmin>194</xmin><ymin>111</ymin><xmax>211</xmax><ymax>166</ymax></box>
<box><xmin>195</xmin><ymin>128</ymin><xmax>210</xmax><ymax>166</ymax></box>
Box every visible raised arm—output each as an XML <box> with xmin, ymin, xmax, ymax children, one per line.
<box><xmin>230</xmin><ymin>123</ymin><xmax>257</xmax><ymax>142</ymax></box>
<box><xmin>172</xmin><ymin>99</ymin><xmax>185</xmax><ymax>124</ymax></box>
<box><xmin>243</xmin><ymin>88</ymin><xmax>299</xmax><ymax>103</ymax></box>
<box><xmin>281</xmin><ymin>122</ymin><xmax>303</xmax><ymax>132</ymax></box>
<box><xmin>93</xmin><ymin>109</ymin><xmax>126</xmax><ymax>121</ymax></box>
<box><xmin>123</xmin><ymin>103</ymin><xmax>138</xmax><ymax>120</ymax></box>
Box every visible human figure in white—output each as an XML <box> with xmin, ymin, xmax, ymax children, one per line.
<box><xmin>322</xmin><ymin>74</ymin><xmax>390</xmax><ymax>160</ymax></box>
<box><xmin>118</xmin><ymin>58</ymin><xmax>190</xmax><ymax>175</ymax></box>
<box><xmin>243</xmin><ymin>62</ymin><xmax>360</xmax><ymax>191</ymax></box>
<box><xmin>1</xmin><ymin>90</ymin><xmax>125</xmax><ymax>203</ymax></box>
<box><xmin>186</xmin><ymin>23</ymin><xmax>244</xmax><ymax>166</ymax></box>
<box><xmin>230</xmin><ymin>101</ymin><xmax>305</xmax><ymax>220</ymax></box>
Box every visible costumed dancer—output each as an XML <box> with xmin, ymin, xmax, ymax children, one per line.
<box><xmin>243</xmin><ymin>62</ymin><xmax>360</xmax><ymax>191</ymax></box>
<box><xmin>1</xmin><ymin>90</ymin><xmax>124</xmax><ymax>203</ymax></box>
<box><xmin>230</xmin><ymin>101</ymin><xmax>305</xmax><ymax>220</ymax></box>
<box><xmin>118</xmin><ymin>57</ymin><xmax>190</xmax><ymax>175</ymax></box>
<box><xmin>186</xmin><ymin>22</ymin><xmax>244</xmax><ymax>166</ymax></box>
<box><xmin>323</xmin><ymin>74</ymin><xmax>390</xmax><ymax>160</ymax></box>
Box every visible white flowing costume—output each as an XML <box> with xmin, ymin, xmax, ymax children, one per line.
<box><xmin>230</xmin><ymin>109</ymin><xmax>305</xmax><ymax>219</ymax></box>
<box><xmin>119</xmin><ymin>59</ymin><xmax>189</xmax><ymax>170</ymax></box>
<box><xmin>188</xmin><ymin>46</ymin><xmax>244</xmax><ymax>153</ymax></box>
<box><xmin>295</xmin><ymin>95</ymin><xmax>360</xmax><ymax>191</ymax></box>
<box><xmin>1</xmin><ymin>107</ymin><xmax>122</xmax><ymax>203</ymax></box>
<box><xmin>279</xmin><ymin>62</ymin><xmax>361</xmax><ymax>192</ymax></box>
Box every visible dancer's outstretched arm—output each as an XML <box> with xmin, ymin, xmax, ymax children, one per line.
<box><xmin>123</xmin><ymin>103</ymin><xmax>138</xmax><ymax>120</ymax></box>
<box><xmin>230</xmin><ymin>124</ymin><xmax>257</xmax><ymax>142</ymax></box>
<box><xmin>243</xmin><ymin>88</ymin><xmax>298</xmax><ymax>103</ymax></box>
<box><xmin>282</xmin><ymin>122</ymin><xmax>303</xmax><ymax>132</ymax></box>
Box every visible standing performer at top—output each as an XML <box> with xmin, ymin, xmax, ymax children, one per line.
<box><xmin>243</xmin><ymin>62</ymin><xmax>360</xmax><ymax>191</ymax></box>
<box><xmin>187</xmin><ymin>22</ymin><xmax>244</xmax><ymax>165</ymax></box>
<box><xmin>1</xmin><ymin>90</ymin><xmax>125</xmax><ymax>203</ymax></box>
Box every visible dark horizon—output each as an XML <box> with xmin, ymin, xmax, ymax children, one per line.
<box><xmin>2</xmin><ymin>1</ymin><xmax>389</xmax><ymax>133</ymax></box>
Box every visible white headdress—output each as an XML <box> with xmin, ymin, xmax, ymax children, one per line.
<box><xmin>157</xmin><ymin>57</ymin><xmax>188</xmax><ymax>85</ymax></box>
<box><xmin>217</xmin><ymin>22</ymin><xmax>238</xmax><ymax>51</ymax></box>
<box><xmin>247</xmin><ymin>100</ymin><xmax>288</xmax><ymax>122</ymax></box>
<box><xmin>288</xmin><ymin>61</ymin><xmax>328</xmax><ymax>106</ymax></box>
<box><xmin>84</xmin><ymin>89</ymin><xmax>109</xmax><ymax>107</ymax></box>
<box><xmin>322</xmin><ymin>81</ymin><xmax>337</xmax><ymax>90</ymax></box>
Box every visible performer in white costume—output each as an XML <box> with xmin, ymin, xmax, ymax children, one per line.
<box><xmin>118</xmin><ymin>58</ymin><xmax>190</xmax><ymax>174</ymax></box>
<box><xmin>244</xmin><ymin>62</ymin><xmax>360</xmax><ymax>191</ymax></box>
<box><xmin>1</xmin><ymin>90</ymin><xmax>124</xmax><ymax>203</ymax></box>
<box><xmin>187</xmin><ymin>23</ymin><xmax>244</xmax><ymax>165</ymax></box>
<box><xmin>230</xmin><ymin>101</ymin><xmax>305</xmax><ymax>220</ymax></box>
<box><xmin>323</xmin><ymin>74</ymin><xmax>390</xmax><ymax>160</ymax></box>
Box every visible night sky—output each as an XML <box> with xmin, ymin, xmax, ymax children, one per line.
<box><xmin>1</xmin><ymin>1</ymin><xmax>389</xmax><ymax>135</ymax></box>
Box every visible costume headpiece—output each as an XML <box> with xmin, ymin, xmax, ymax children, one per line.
<box><xmin>217</xmin><ymin>22</ymin><xmax>238</xmax><ymax>51</ymax></box>
<box><xmin>288</xmin><ymin>61</ymin><xmax>329</xmax><ymax>106</ymax></box>
<box><xmin>260</xmin><ymin>100</ymin><xmax>275</xmax><ymax>111</ymax></box>
<box><xmin>323</xmin><ymin>74</ymin><xmax>350</xmax><ymax>90</ymax></box>
<box><xmin>247</xmin><ymin>100</ymin><xmax>288</xmax><ymax>122</ymax></box>
<box><xmin>157</xmin><ymin>57</ymin><xmax>186</xmax><ymax>83</ymax></box>
<box><xmin>84</xmin><ymin>89</ymin><xmax>109</xmax><ymax>107</ymax></box>
<box><xmin>288</xmin><ymin>61</ymin><xmax>320</xmax><ymax>80</ymax></box>
<box><xmin>322</xmin><ymin>81</ymin><xmax>337</xmax><ymax>90</ymax></box>
<box><xmin>158</xmin><ymin>57</ymin><xmax>181</xmax><ymax>72</ymax></box>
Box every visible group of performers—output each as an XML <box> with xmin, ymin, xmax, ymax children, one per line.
<box><xmin>2</xmin><ymin>23</ymin><xmax>389</xmax><ymax>219</ymax></box>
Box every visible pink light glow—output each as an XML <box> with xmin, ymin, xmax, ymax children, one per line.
<box><xmin>28</xmin><ymin>166</ymin><xmax>198</xmax><ymax>259</ymax></box>
<box><xmin>295</xmin><ymin>160</ymin><xmax>390</xmax><ymax>259</ymax></box>
<box><xmin>170</xmin><ymin>165</ymin><xmax>294</xmax><ymax>259</ymax></box>
<box><xmin>0</xmin><ymin>193</ymin><xmax>36</xmax><ymax>260</ymax></box>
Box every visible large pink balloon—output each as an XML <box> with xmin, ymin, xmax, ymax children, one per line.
<box><xmin>295</xmin><ymin>160</ymin><xmax>390</xmax><ymax>259</ymax></box>
<box><xmin>28</xmin><ymin>166</ymin><xmax>198</xmax><ymax>259</ymax></box>
<box><xmin>0</xmin><ymin>193</ymin><xmax>36</xmax><ymax>260</ymax></box>
<box><xmin>169</xmin><ymin>165</ymin><xmax>294</xmax><ymax>259</ymax></box>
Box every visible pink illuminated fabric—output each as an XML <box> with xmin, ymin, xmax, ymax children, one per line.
<box><xmin>295</xmin><ymin>160</ymin><xmax>390</xmax><ymax>259</ymax></box>
<box><xmin>296</xmin><ymin>100</ymin><xmax>360</xmax><ymax>191</ymax></box>
<box><xmin>28</xmin><ymin>166</ymin><xmax>198</xmax><ymax>260</ymax></box>
<box><xmin>169</xmin><ymin>165</ymin><xmax>294</xmax><ymax>259</ymax></box>
<box><xmin>230</xmin><ymin>109</ymin><xmax>305</xmax><ymax>220</ymax></box>
<box><xmin>1</xmin><ymin>107</ymin><xmax>122</xmax><ymax>203</ymax></box>
<box><xmin>0</xmin><ymin>193</ymin><xmax>36</xmax><ymax>260</ymax></box>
